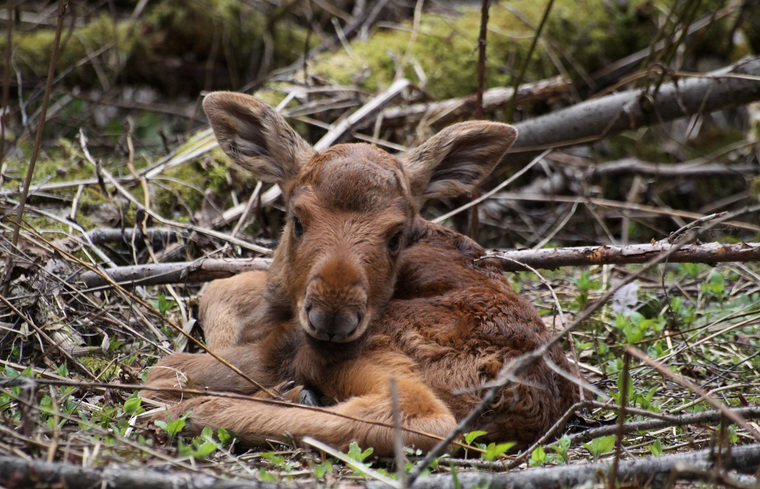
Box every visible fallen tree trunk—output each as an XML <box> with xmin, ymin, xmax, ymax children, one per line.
<box><xmin>79</xmin><ymin>242</ymin><xmax>760</xmax><ymax>287</ymax></box>
<box><xmin>395</xmin><ymin>443</ymin><xmax>760</xmax><ymax>489</ymax></box>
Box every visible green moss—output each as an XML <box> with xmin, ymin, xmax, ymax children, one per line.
<box><xmin>311</xmin><ymin>0</ymin><xmax>653</xmax><ymax>99</ymax></box>
<box><xmin>311</xmin><ymin>0</ymin><xmax>740</xmax><ymax>100</ymax></box>
<box><xmin>2</xmin><ymin>0</ymin><xmax>310</xmax><ymax>95</ymax></box>
<box><xmin>3</xmin><ymin>15</ymin><xmax>135</xmax><ymax>86</ymax></box>
<box><xmin>80</xmin><ymin>356</ymin><xmax>120</xmax><ymax>381</ymax></box>
<box><xmin>150</xmin><ymin>150</ymin><xmax>241</xmax><ymax>217</ymax></box>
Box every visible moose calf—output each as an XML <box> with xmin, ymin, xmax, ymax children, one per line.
<box><xmin>145</xmin><ymin>92</ymin><xmax>580</xmax><ymax>455</ymax></box>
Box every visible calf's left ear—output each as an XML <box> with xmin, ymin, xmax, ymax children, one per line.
<box><xmin>401</xmin><ymin>121</ymin><xmax>517</xmax><ymax>208</ymax></box>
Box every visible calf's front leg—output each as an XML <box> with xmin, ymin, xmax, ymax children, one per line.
<box><xmin>162</xmin><ymin>375</ymin><xmax>455</xmax><ymax>456</ymax></box>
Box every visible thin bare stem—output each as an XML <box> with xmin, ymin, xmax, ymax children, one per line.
<box><xmin>505</xmin><ymin>0</ymin><xmax>554</xmax><ymax>121</ymax></box>
<box><xmin>4</xmin><ymin>0</ymin><xmax>67</xmax><ymax>293</ymax></box>
<box><xmin>0</xmin><ymin>0</ymin><xmax>13</xmax><ymax>163</ymax></box>
<box><xmin>609</xmin><ymin>351</ymin><xmax>631</xmax><ymax>488</ymax></box>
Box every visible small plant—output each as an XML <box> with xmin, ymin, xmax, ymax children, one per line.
<box><xmin>582</xmin><ymin>435</ymin><xmax>616</xmax><ymax>462</ymax></box>
<box><xmin>463</xmin><ymin>430</ymin><xmax>488</xmax><ymax>458</ymax></box>
<box><xmin>261</xmin><ymin>450</ymin><xmax>294</xmax><ymax>471</ymax></box>
<box><xmin>154</xmin><ymin>409</ymin><xmax>188</xmax><ymax>438</ymax></box>
<box><xmin>123</xmin><ymin>392</ymin><xmax>144</xmax><ymax>416</ymax></box>
<box><xmin>177</xmin><ymin>426</ymin><xmax>222</xmax><ymax>459</ymax></box>
<box><xmin>258</xmin><ymin>468</ymin><xmax>277</xmax><ymax>482</ymax></box>
<box><xmin>550</xmin><ymin>434</ymin><xmax>572</xmax><ymax>464</ymax></box>
<box><xmin>312</xmin><ymin>459</ymin><xmax>333</xmax><ymax>479</ymax></box>
<box><xmin>610</xmin><ymin>370</ymin><xmax>660</xmax><ymax>412</ymax></box>
<box><xmin>703</xmin><ymin>270</ymin><xmax>727</xmax><ymax>303</ymax></box>
<box><xmin>571</xmin><ymin>270</ymin><xmax>601</xmax><ymax>308</ymax></box>
<box><xmin>481</xmin><ymin>441</ymin><xmax>516</xmax><ymax>462</ymax></box>
<box><xmin>648</xmin><ymin>438</ymin><xmax>663</xmax><ymax>456</ymax></box>
<box><xmin>613</xmin><ymin>312</ymin><xmax>666</xmax><ymax>345</ymax></box>
<box><xmin>346</xmin><ymin>441</ymin><xmax>374</xmax><ymax>464</ymax></box>
<box><xmin>151</xmin><ymin>294</ymin><xmax>175</xmax><ymax>315</ymax></box>
<box><xmin>529</xmin><ymin>445</ymin><xmax>548</xmax><ymax>467</ymax></box>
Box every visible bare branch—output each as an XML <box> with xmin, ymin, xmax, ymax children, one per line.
<box><xmin>488</xmin><ymin>241</ymin><xmax>760</xmax><ymax>272</ymax></box>
<box><xmin>356</xmin><ymin>76</ymin><xmax>570</xmax><ymax>130</ymax></box>
<box><xmin>79</xmin><ymin>242</ymin><xmax>760</xmax><ymax>287</ymax></box>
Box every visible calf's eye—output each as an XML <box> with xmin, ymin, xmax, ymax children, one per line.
<box><xmin>388</xmin><ymin>231</ymin><xmax>403</xmax><ymax>254</ymax></box>
<box><xmin>293</xmin><ymin>217</ymin><xmax>304</xmax><ymax>238</ymax></box>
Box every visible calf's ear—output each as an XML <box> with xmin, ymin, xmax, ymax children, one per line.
<box><xmin>203</xmin><ymin>92</ymin><xmax>315</xmax><ymax>185</ymax></box>
<box><xmin>402</xmin><ymin>122</ymin><xmax>517</xmax><ymax>208</ymax></box>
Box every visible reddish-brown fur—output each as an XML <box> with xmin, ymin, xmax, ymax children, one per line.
<box><xmin>145</xmin><ymin>92</ymin><xmax>580</xmax><ymax>455</ymax></box>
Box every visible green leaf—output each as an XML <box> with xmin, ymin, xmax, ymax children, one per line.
<box><xmin>582</xmin><ymin>436</ymin><xmax>616</xmax><ymax>461</ymax></box>
<box><xmin>708</xmin><ymin>271</ymin><xmax>725</xmax><ymax>295</ymax></box>
<box><xmin>313</xmin><ymin>460</ymin><xmax>332</xmax><ymax>479</ymax></box>
<box><xmin>156</xmin><ymin>409</ymin><xmax>189</xmax><ymax>437</ymax></box>
<box><xmin>200</xmin><ymin>425</ymin><xmax>214</xmax><ymax>440</ymax></box>
<box><xmin>261</xmin><ymin>451</ymin><xmax>285</xmax><ymax>466</ymax></box>
<box><xmin>449</xmin><ymin>462</ymin><xmax>461</xmax><ymax>489</ymax></box>
<box><xmin>258</xmin><ymin>468</ymin><xmax>277</xmax><ymax>482</ymax></box>
<box><xmin>529</xmin><ymin>446</ymin><xmax>546</xmax><ymax>466</ymax></box>
<box><xmin>166</xmin><ymin>417</ymin><xmax>186</xmax><ymax>436</ymax></box>
<box><xmin>192</xmin><ymin>440</ymin><xmax>218</xmax><ymax>458</ymax></box>
<box><xmin>123</xmin><ymin>392</ymin><xmax>144</xmax><ymax>415</ymax></box>
<box><xmin>4</xmin><ymin>365</ymin><xmax>20</xmax><ymax>378</ymax></box>
<box><xmin>464</xmin><ymin>430</ymin><xmax>488</xmax><ymax>445</ymax></box>
<box><xmin>648</xmin><ymin>439</ymin><xmax>662</xmax><ymax>456</ymax></box>
<box><xmin>482</xmin><ymin>441</ymin><xmax>516</xmax><ymax>462</ymax></box>
<box><xmin>347</xmin><ymin>441</ymin><xmax>373</xmax><ymax>463</ymax></box>
<box><xmin>550</xmin><ymin>435</ymin><xmax>571</xmax><ymax>464</ymax></box>
<box><xmin>728</xmin><ymin>425</ymin><xmax>739</xmax><ymax>444</ymax></box>
<box><xmin>56</xmin><ymin>363</ymin><xmax>69</xmax><ymax>377</ymax></box>
<box><xmin>217</xmin><ymin>427</ymin><xmax>232</xmax><ymax>445</ymax></box>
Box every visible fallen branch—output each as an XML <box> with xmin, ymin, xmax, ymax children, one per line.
<box><xmin>355</xmin><ymin>75</ymin><xmax>570</xmax><ymax>129</ymax></box>
<box><xmin>563</xmin><ymin>406</ymin><xmax>760</xmax><ymax>446</ymax></box>
<box><xmin>395</xmin><ymin>444</ymin><xmax>760</xmax><ymax>489</ymax></box>
<box><xmin>79</xmin><ymin>258</ymin><xmax>271</xmax><ymax>288</ymax></box>
<box><xmin>586</xmin><ymin>157</ymin><xmax>759</xmax><ymax>178</ymax></box>
<box><xmin>0</xmin><ymin>455</ymin><xmax>281</xmax><ymax>489</ymax></box>
<box><xmin>510</xmin><ymin>56</ymin><xmax>760</xmax><ymax>160</ymax></box>
<box><xmin>79</xmin><ymin>241</ymin><xmax>760</xmax><ymax>287</ymax></box>
<box><xmin>488</xmin><ymin>241</ymin><xmax>760</xmax><ymax>271</ymax></box>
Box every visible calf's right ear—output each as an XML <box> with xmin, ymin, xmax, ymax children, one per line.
<box><xmin>203</xmin><ymin>92</ymin><xmax>315</xmax><ymax>185</ymax></box>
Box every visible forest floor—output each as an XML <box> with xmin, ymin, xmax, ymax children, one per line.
<box><xmin>2</xmin><ymin>1</ymin><xmax>760</xmax><ymax>488</ymax></box>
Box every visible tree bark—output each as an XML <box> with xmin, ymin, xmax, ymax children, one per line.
<box><xmin>395</xmin><ymin>444</ymin><xmax>760</xmax><ymax>489</ymax></box>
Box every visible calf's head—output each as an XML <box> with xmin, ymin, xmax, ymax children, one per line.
<box><xmin>203</xmin><ymin>92</ymin><xmax>517</xmax><ymax>344</ymax></box>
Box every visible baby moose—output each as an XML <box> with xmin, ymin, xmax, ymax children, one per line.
<box><xmin>145</xmin><ymin>92</ymin><xmax>580</xmax><ymax>455</ymax></box>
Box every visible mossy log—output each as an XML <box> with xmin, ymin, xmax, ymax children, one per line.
<box><xmin>1</xmin><ymin>0</ymin><xmax>310</xmax><ymax>96</ymax></box>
